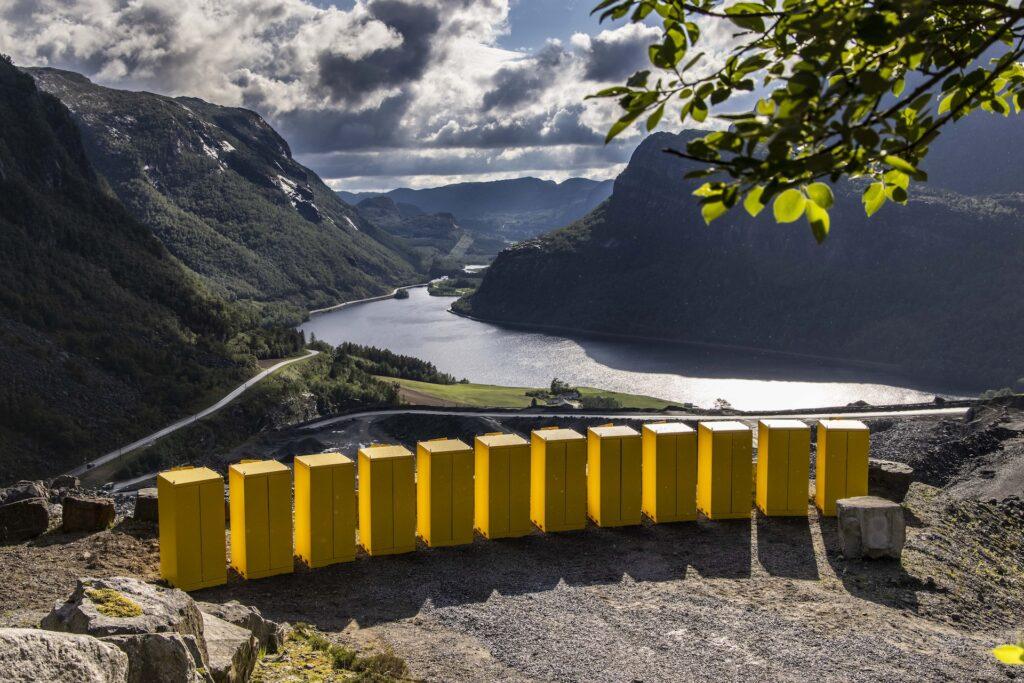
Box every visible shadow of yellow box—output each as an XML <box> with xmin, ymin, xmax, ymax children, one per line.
<box><xmin>417</xmin><ymin>438</ymin><xmax>474</xmax><ymax>547</ymax></box>
<box><xmin>229</xmin><ymin>460</ymin><xmax>293</xmax><ymax>580</ymax></box>
<box><xmin>815</xmin><ymin>419</ymin><xmax>869</xmax><ymax>517</ymax></box>
<box><xmin>641</xmin><ymin>422</ymin><xmax>697</xmax><ymax>523</ymax></box>
<box><xmin>157</xmin><ymin>466</ymin><xmax>227</xmax><ymax>592</ymax></box>
<box><xmin>294</xmin><ymin>453</ymin><xmax>355</xmax><ymax>568</ymax></box>
<box><xmin>358</xmin><ymin>444</ymin><xmax>415</xmax><ymax>556</ymax></box>
<box><xmin>697</xmin><ymin>421</ymin><xmax>753</xmax><ymax>520</ymax></box>
<box><xmin>756</xmin><ymin>420</ymin><xmax>811</xmax><ymax>517</ymax></box>
<box><xmin>530</xmin><ymin>427</ymin><xmax>587</xmax><ymax>532</ymax></box>
<box><xmin>587</xmin><ymin>425</ymin><xmax>641</xmax><ymax>527</ymax></box>
<box><xmin>474</xmin><ymin>433</ymin><xmax>531</xmax><ymax>539</ymax></box>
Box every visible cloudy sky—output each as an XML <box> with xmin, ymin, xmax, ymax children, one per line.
<box><xmin>0</xmin><ymin>0</ymin><xmax>718</xmax><ymax>191</ymax></box>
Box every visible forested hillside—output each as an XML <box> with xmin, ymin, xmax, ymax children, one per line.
<box><xmin>0</xmin><ymin>58</ymin><xmax>252</xmax><ymax>482</ymax></box>
<box><xmin>29</xmin><ymin>68</ymin><xmax>420</xmax><ymax>321</ymax></box>
<box><xmin>458</xmin><ymin>130</ymin><xmax>1024</xmax><ymax>390</ymax></box>
<box><xmin>339</xmin><ymin>176</ymin><xmax>613</xmax><ymax>244</ymax></box>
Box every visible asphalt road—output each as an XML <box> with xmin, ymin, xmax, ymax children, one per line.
<box><xmin>68</xmin><ymin>349</ymin><xmax>320</xmax><ymax>478</ymax></box>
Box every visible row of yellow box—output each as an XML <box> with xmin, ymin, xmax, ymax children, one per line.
<box><xmin>157</xmin><ymin>419</ymin><xmax>869</xmax><ymax>591</ymax></box>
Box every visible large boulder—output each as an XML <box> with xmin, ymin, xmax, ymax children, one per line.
<box><xmin>196</xmin><ymin>600</ymin><xmax>287</xmax><ymax>653</ymax></box>
<box><xmin>0</xmin><ymin>480</ymin><xmax>48</xmax><ymax>506</ymax></box>
<box><xmin>41</xmin><ymin>577</ymin><xmax>207</xmax><ymax>663</ymax></box>
<box><xmin>836</xmin><ymin>496</ymin><xmax>906</xmax><ymax>560</ymax></box>
<box><xmin>0</xmin><ymin>627</ymin><xmax>129</xmax><ymax>682</ymax></box>
<box><xmin>0</xmin><ymin>497</ymin><xmax>52</xmax><ymax>544</ymax></box>
<box><xmin>133</xmin><ymin>489</ymin><xmax>159</xmax><ymax>523</ymax></box>
<box><xmin>201</xmin><ymin>612</ymin><xmax>258</xmax><ymax>683</ymax></box>
<box><xmin>103</xmin><ymin>632</ymin><xmax>210</xmax><ymax>683</ymax></box>
<box><xmin>62</xmin><ymin>495</ymin><xmax>116</xmax><ymax>533</ymax></box>
<box><xmin>868</xmin><ymin>458</ymin><xmax>915</xmax><ymax>501</ymax></box>
<box><xmin>50</xmin><ymin>474</ymin><xmax>80</xmax><ymax>491</ymax></box>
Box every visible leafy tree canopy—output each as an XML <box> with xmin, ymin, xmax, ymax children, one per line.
<box><xmin>591</xmin><ymin>0</ymin><xmax>1024</xmax><ymax>240</ymax></box>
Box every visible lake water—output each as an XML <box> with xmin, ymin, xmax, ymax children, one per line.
<box><xmin>300</xmin><ymin>287</ymin><xmax>963</xmax><ymax>410</ymax></box>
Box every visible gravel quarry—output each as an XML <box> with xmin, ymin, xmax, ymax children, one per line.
<box><xmin>2</xmin><ymin>398</ymin><xmax>1022</xmax><ymax>681</ymax></box>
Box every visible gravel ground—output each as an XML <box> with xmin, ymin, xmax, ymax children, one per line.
<box><xmin>2</xmin><ymin>403</ymin><xmax>1021</xmax><ymax>681</ymax></box>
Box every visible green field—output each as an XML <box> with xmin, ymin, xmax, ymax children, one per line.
<box><xmin>381</xmin><ymin>377</ymin><xmax>676</xmax><ymax>410</ymax></box>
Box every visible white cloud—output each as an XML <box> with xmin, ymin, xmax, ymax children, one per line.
<box><xmin>2</xmin><ymin>0</ymin><xmax>736</xmax><ymax>185</ymax></box>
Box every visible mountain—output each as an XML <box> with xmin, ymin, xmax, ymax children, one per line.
<box><xmin>456</xmin><ymin>129</ymin><xmax>1024</xmax><ymax>391</ymax></box>
<box><xmin>353</xmin><ymin>196</ymin><xmax>506</xmax><ymax>267</ymax></box>
<box><xmin>28</xmin><ymin>68</ymin><xmax>419</xmax><ymax>320</ymax></box>
<box><xmin>0</xmin><ymin>58</ymin><xmax>250</xmax><ymax>483</ymax></box>
<box><xmin>338</xmin><ymin>176</ymin><xmax>614</xmax><ymax>244</ymax></box>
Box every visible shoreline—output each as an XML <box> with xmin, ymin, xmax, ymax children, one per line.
<box><xmin>306</xmin><ymin>282</ymin><xmax>431</xmax><ymax>317</ymax></box>
<box><xmin>446</xmin><ymin>304</ymin><xmax>979</xmax><ymax>397</ymax></box>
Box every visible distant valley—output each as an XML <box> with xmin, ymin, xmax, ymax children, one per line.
<box><xmin>338</xmin><ymin>176</ymin><xmax>614</xmax><ymax>248</ymax></box>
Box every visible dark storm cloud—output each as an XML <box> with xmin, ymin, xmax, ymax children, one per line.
<box><xmin>273</xmin><ymin>92</ymin><xmax>413</xmax><ymax>154</ymax></box>
<box><xmin>316</xmin><ymin>0</ymin><xmax>441</xmax><ymax>104</ymax></box>
<box><xmin>481</xmin><ymin>42</ymin><xmax>568</xmax><ymax>112</ymax></box>
<box><xmin>580</xmin><ymin>26</ymin><xmax>657</xmax><ymax>82</ymax></box>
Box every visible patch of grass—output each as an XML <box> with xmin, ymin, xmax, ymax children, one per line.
<box><xmin>253</xmin><ymin>623</ymin><xmax>407</xmax><ymax>682</ymax></box>
<box><xmin>86</xmin><ymin>588</ymin><xmax>143</xmax><ymax>618</ymax></box>
<box><xmin>384</xmin><ymin>376</ymin><xmax>675</xmax><ymax>410</ymax></box>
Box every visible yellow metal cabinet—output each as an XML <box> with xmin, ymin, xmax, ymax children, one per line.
<box><xmin>157</xmin><ymin>466</ymin><xmax>226</xmax><ymax>592</ymax></box>
<box><xmin>697</xmin><ymin>422</ymin><xmax>753</xmax><ymax>520</ymax></box>
<box><xmin>417</xmin><ymin>438</ymin><xmax>474</xmax><ymax>547</ymax></box>
<box><xmin>756</xmin><ymin>420</ymin><xmax>811</xmax><ymax>516</ymax></box>
<box><xmin>294</xmin><ymin>453</ymin><xmax>355</xmax><ymax>568</ymax></box>
<box><xmin>358</xmin><ymin>445</ymin><xmax>416</xmax><ymax>556</ymax></box>
<box><xmin>229</xmin><ymin>460</ymin><xmax>293</xmax><ymax>580</ymax></box>
<box><xmin>530</xmin><ymin>427</ymin><xmax>587</xmax><ymax>532</ymax></box>
<box><xmin>641</xmin><ymin>423</ymin><xmax>697</xmax><ymax>523</ymax></box>
<box><xmin>474</xmin><ymin>433</ymin><xmax>531</xmax><ymax>539</ymax></box>
<box><xmin>587</xmin><ymin>425</ymin><xmax>642</xmax><ymax>527</ymax></box>
<box><xmin>815</xmin><ymin>419</ymin><xmax>870</xmax><ymax>516</ymax></box>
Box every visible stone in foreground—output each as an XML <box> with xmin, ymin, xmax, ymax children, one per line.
<box><xmin>41</xmin><ymin>576</ymin><xmax>207</xmax><ymax>663</ymax></box>
<box><xmin>103</xmin><ymin>632</ymin><xmax>210</xmax><ymax>683</ymax></box>
<box><xmin>868</xmin><ymin>458</ymin><xmax>915</xmax><ymax>502</ymax></box>
<box><xmin>836</xmin><ymin>495</ymin><xmax>906</xmax><ymax>560</ymax></box>
<box><xmin>0</xmin><ymin>497</ymin><xmax>51</xmax><ymax>544</ymax></box>
<box><xmin>201</xmin><ymin>612</ymin><xmax>258</xmax><ymax>683</ymax></box>
<box><xmin>196</xmin><ymin>600</ymin><xmax>288</xmax><ymax>653</ymax></box>
<box><xmin>0</xmin><ymin>627</ymin><xmax>129</xmax><ymax>682</ymax></box>
<box><xmin>133</xmin><ymin>488</ymin><xmax>159</xmax><ymax>523</ymax></box>
<box><xmin>62</xmin><ymin>495</ymin><xmax>116</xmax><ymax>532</ymax></box>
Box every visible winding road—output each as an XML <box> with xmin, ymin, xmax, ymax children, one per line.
<box><xmin>68</xmin><ymin>349</ymin><xmax>320</xmax><ymax>478</ymax></box>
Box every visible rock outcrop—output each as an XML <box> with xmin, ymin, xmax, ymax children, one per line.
<box><xmin>0</xmin><ymin>628</ymin><xmax>130</xmax><ymax>682</ymax></box>
<box><xmin>62</xmin><ymin>495</ymin><xmax>116</xmax><ymax>532</ymax></box>
<box><xmin>196</xmin><ymin>601</ymin><xmax>287</xmax><ymax>654</ymax></box>
<box><xmin>201</xmin><ymin>612</ymin><xmax>259</xmax><ymax>683</ymax></box>
<box><xmin>0</xmin><ymin>497</ymin><xmax>52</xmax><ymax>544</ymax></box>
<box><xmin>103</xmin><ymin>632</ymin><xmax>210</xmax><ymax>683</ymax></box>
<box><xmin>0</xmin><ymin>480</ymin><xmax>48</xmax><ymax>506</ymax></box>
<box><xmin>133</xmin><ymin>489</ymin><xmax>159</xmax><ymax>523</ymax></box>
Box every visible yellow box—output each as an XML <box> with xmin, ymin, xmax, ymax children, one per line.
<box><xmin>358</xmin><ymin>444</ymin><xmax>415</xmax><ymax>556</ymax></box>
<box><xmin>157</xmin><ymin>466</ymin><xmax>226</xmax><ymax>591</ymax></box>
<box><xmin>229</xmin><ymin>460</ymin><xmax>293</xmax><ymax>579</ymax></box>
<box><xmin>641</xmin><ymin>422</ymin><xmax>697</xmax><ymax>523</ymax></box>
<box><xmin>294</xmin><ymin>453</ymin><xmax>355</xmax><ymax>568</ymax></box>
<box><xmin>474</xmin><ymin>433</ymin><xmax>531</xmax><ymax>539</ymax></box>
<box><xmin>416</xmin><ymin>438</ymin><xmax>474</xmax><ymax>547</ymax></box>
<box><xmin>530</xmin><ymin>427</ymin><xmax>587</xmax><ymax>532</ymax></box>
<box><xmin>756</xmin><ymin>420</ymin><xmax>811</xmax><ymax>516</ymax></box>
<box><xmin>697</xmin><ymin>421</ymin><xmax>753</xmax><ymax>520</ymax></box>
<box><xmin>815</xmin><ymin>419</ymin><xmax>870</xmax><ymax>516</ymax></box>
<box><xmin>587</xmin><ymin>425</ymin><xmax>641</xmax><ymax>527</ymax></box>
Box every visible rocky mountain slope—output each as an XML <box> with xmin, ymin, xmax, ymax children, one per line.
<box><xmin>0</xmin><ymin>58</ymin><xmax>247</xmax><ymax>483</ymax></box>
<box><xmin>29</xmin><ymin>68</ymin><xmax>420</xmax><ymax>319</ymax></box>
<box><xmin>457</xmin><ymin>129</ymin><xmax>1024</xmax><ymax>390</ymax></box>
<box><xmin>339</xmin><ymin>176</ymin><xmax>614</xmax><ymax>244</ymax></box>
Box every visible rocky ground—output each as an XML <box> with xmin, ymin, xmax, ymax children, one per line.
<box><xmin>1</xmin><ymin>398</ymin><xmax>1022</xmax><ymax>681</ymax></box>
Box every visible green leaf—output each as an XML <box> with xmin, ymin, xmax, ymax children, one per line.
<box><xmin>690</xmin><ymin>99</ymin><xmax>708</xmax><ymax>123</ymax></box>
<box><xmin>805</xmin><ymin>201</ymin><xmax>830</xmax><ymax>243</ymax></box>
<box><xmin>701</xmin><ymin>200</ymin><xmax>728</xmax><ymax>225</ymax></box>
<box><xmin>884</xmin><ymin>155</ymin><xmax>926</xmax><ymax>180</ymax></box>
<box><xmin>646</xmin><ymin>103</ymin><xmax>665</xmax><ymax>131</ymax></box>
<box><xmin>756</xmin><ymin>98</ymin><xmax>776</xmax><ymax>116</ymax></box>
<box><xmin>605</xmin><ymin>115</ymin><xmax>636</xmax><ymax>143</ymax></box>
<box><xmin>773</xmin><ymin>189</ymin><xmax>806</xmax><ymax>223</ymax></box>
<box><xmin>743</xmin><ymin>186</ymin><xmax>766</xmax><ymax>217</ymax></box>
<box><xmin>863</xmin><ymin>182</ymin><xmax>886</xmax><ymax>217</ymax></box>
<box><xmin>804</xmin><ymin>182</ymin><xmax>834</xmax><ymax>209</ymax></box>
